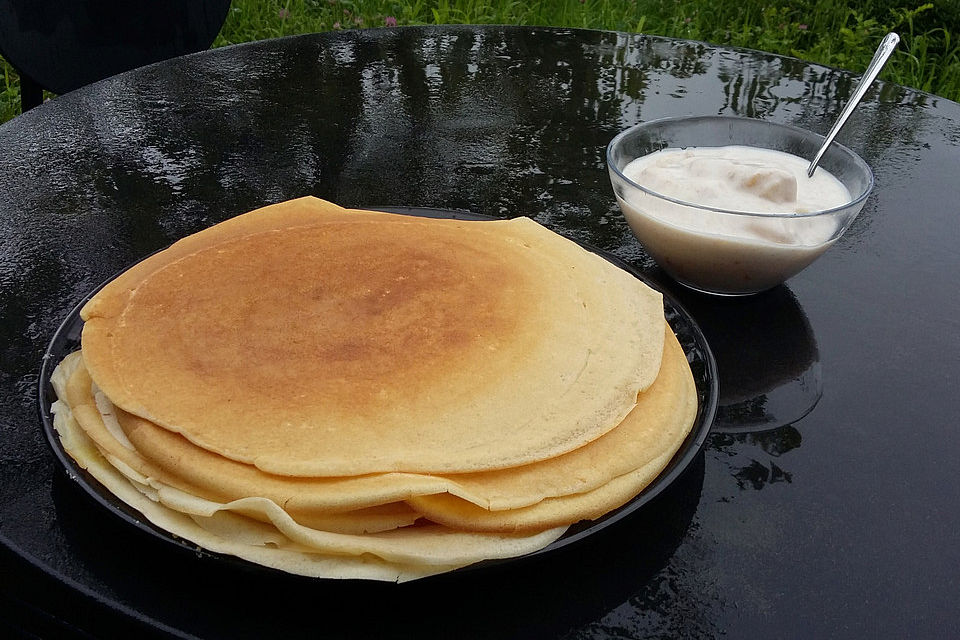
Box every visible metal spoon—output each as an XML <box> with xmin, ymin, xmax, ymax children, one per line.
<box><xmin>807</xmin><ymin>32</ymin><xmax>900</xmax><ymax>177</ymax></box>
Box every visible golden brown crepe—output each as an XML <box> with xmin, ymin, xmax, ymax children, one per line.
<box><xmin>51</xmin><ymin>397</ymin><xmax>562</xmax><ymax>581</ymax></box>
<box><xmin>57</xmin><ymin>351</ymin><xmax>424</xmax><ymax>533</ymax></box>
<box><xmin>405</xmin><ymin>455</ymin><xmax>676</xmax><ymax>533</ymax></box>
<box><xmin>48</xmin><ymin>197</ymin><xmax>699</xmax><ymax>581</ymax></box>
<box><xmin>62</xmin><ymin>324</ymin><xmax>694</xmax><ymax>527</ymax></box>
<box><xmin>50</xmin><ymin>358</ymin><xmax>567</xmax><ymax>578</ymax></box>
<box><xmin>403</xmin><ymin>330</ymin><xmax>697</xmax><ymax>531</ymax></box>
<box><xmin>107</xmin><ymin>327</ymin><xmax>694</xmax><ymax>513</ymax></box>
<box><xmin>79</xmin><ymin>197</ymin><xmax>665</xmax><ymax>476</ymax></box>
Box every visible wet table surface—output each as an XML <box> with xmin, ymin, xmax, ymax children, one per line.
<box><xmin>1</xmin><ymin>25</ymin><xmax>958</xmax><ymax>639</ymax></box>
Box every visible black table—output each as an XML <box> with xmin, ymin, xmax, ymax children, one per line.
<box><xmin>1</xmin><ymin>26</ymin><xmax>958</xmax><ymax>639</ymax></box>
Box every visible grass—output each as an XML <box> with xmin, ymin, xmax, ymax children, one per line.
<box><xmin>2</xmin><ymin>0</ymin><xmax>959</xmax><ymax>122</ymax></box>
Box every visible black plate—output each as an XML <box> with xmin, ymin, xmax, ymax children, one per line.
<box><xmin>37</xmin><ymin>206</ymin><xmax>718</xmax><ymax>577</ymax></box>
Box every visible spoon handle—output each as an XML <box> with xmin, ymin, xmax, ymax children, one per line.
<box><xmin>807</xmin><ymin>32</ymin><xmax>900</xmax><ymax>177</ymax></box>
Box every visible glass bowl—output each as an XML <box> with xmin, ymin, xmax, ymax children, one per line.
<box><xmin>607</xmin><ymin>115</ymin><xmax>874</xmax><ymax>296</ymax></box>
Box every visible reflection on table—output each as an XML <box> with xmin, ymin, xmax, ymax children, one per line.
<box><xmin>672</xmin><ymin>283</ymin><xmax>821</xmax><ymax>433</ymax></box>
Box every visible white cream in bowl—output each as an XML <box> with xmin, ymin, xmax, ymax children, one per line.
<box><xmin>617</xmin><ymin>145</ymin><xmax>854</xmax><ymax>295</ymax></box>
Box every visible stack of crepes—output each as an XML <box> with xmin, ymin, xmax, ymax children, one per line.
<box><xmin>50</xmin><ymin>197</ymin><xmax>698</xmax><ymax>582</ymax></box>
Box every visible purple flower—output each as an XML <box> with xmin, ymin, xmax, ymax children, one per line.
<box><xmin>333</xmin><ymin>21</ymin><xmax>341</xmax><ymax>29</ymax></box>
<box><xmin>798</xmin><ymin>23</ymin><xmax>808</xmax><ymax>30</ymax></box>
<box><xmin>278</xmin><ymin>8</ymin><xmax>290</xmax><ymax>20</ymax></box>
<box><xmin>385</xmin><ymin>16</ymin><xmax>397</xmax><ymax>27</ymax></box>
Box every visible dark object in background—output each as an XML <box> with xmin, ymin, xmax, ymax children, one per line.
<box><xmin>0</xmin><ymin>0</ymin><xmax>231</xmax><ymax>112</ymax></box>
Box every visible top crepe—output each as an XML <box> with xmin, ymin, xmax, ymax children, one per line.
<box><xmin>80</xmin><ymin>197</ymin><xmax>664</xmax><ymax>476</ymax></box>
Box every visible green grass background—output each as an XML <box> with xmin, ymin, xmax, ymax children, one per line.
<box><xmin>2</xmin><ymin>0</ymin><xmax>958</xmax><ymax>122</ymax></box>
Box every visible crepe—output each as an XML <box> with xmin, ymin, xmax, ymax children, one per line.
<box><xmin>405</xmin><ymin>454</ymin><xmax>676</xmax><ymax>533</ymax></box>
<box><xmin>47</xmin><ymin>197</ymin><xmax>700</xmax><ymax>581</ymax></box>
<box><xmin>106</xmin><ymin>327</ymin><xmax>694</xmax><ymax>513</ymax></box>
<box><xmin>405</xmin><ymin>330</ymin><xmax>697</xmax><ymax>531</ymax></box>
<box><xmin>62</xmin><ymin>323</ymin><xmax>693</xmax><ymax>522</ymax></box>
<box><xmin>50</xmin><ymin>389</ymin><xmax>563</xmax><ymax>581</ymax></box>
<box><xmin>79</xmin><ymin>197</ymin><xmax>665</xmax><ymax>476</ymax></box>
<box><xmin>56</xmin><ymin>351</ymin><xmax>424</xmax><ymax>533</ymax></box>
